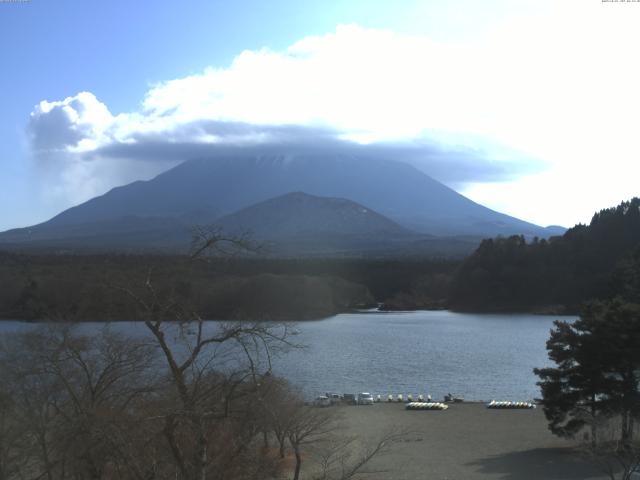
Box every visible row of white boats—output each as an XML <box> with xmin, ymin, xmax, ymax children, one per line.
<box><xmin>378</xmin><ymin>396</ymin><xmax>537</xmax><ymax>410</ymax></box>
<box><xmin>486</xmin><ymin>400</ymin><xmax>536</xmax><ymax>409</ymax></box>
<box><xmin>404</xmin><ymin>400</ymin><xmax>536</xmax><ymax>411</ymax></box>
<box><xmin>318</xmin><ymin>393</ymin><xmax>536</xmax><ymax>410</ymax></box>
<box><xmin>406</xmin><ymin>402</ymin><xmax>449</xmax><ymax>410</ymax></box>
<box><xmin>380</xmin><ymin>394</ymin><xmax>433</xmax><ymax>402</ymax></box>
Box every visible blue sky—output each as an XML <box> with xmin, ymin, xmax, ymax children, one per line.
<box><xmin>2</xmin><ymin>0</ymin><xmax>639</xmax><ymax>231</ymax></box>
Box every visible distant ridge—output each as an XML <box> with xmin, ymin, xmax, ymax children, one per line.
<box><xmin>216</xmin><ymin>191</ymin><xmax>410</xmax><ymax>238</ymax></box>
<box><xmin>0</xmin><ymin>153</ymin><xmax>565</xmax><ymax>254</ymax></box>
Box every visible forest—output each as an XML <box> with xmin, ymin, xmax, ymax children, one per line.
<box><xmin>449</xmin><ymin>198</ymin><xmax>640</xmax><ymax>313</ymax></box>
<box><xmin>0</xmin><ymin>251</ymin><xmax>456</xmax><ymax>321</ymax></box>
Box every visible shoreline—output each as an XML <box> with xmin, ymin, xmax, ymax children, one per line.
<box><xmin>0</xmin><ymin>306</ymin><xmax>579</xmax><ymax>323</ymax></box>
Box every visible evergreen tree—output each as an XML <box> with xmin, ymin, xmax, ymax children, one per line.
<box><xmin>535</xmin><ymin>300</ymin><xmax>640</xmax><ymax>446</ymax></box>
<box><xmin>451</xmin><ymin>197</ymin><xmax>640</xmax><ymax>312</ymax></box>
<box><xmin>612</xmin><ymin>245</ymin><xmax>640</xmax><ymax>304</ymax></box>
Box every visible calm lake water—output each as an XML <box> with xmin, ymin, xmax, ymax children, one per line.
<box><xmin>0</xmin><ymin>310</ymin><xmax>573</xmax><ymax>402</ymax></box>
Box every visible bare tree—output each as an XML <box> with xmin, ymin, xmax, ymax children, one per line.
<box><xmin>258</xmin><ymin>377</ymin><xmax>298</xmax><ymax>459</ymax></box>
<box><xmin>0</xmin><ymin>388</ymin><xmax>24</xmax><ymax>480</ymax></box>
<box><xmin>0</xmin><ymin>324</ymin><xmax>161</xmax><ymax>480</ymax></box>
<box><xmin>579</xmin><ymin>417</ymin><xmax>640</xmax><ymax>480</ymax></box>
<box><xmin>280</xmin><ymin>398</ymin><xmax>408</xmax><ymax>480</ymax></box>
<box><xmin>286</xmin><ymin>404</ymin><xmax>336</xmax><ymax>480</ymax></box>
<box><xmin>113</xmin><ymin>229</ymin><xmax>297</xmax><ymax>480</ymax></box>
<box><xmin>311</xmin><ymin>428</ymin><xmax>409</xmax><ymax>480</ymax></box>
<box><xmin>189</xmin><ymin>225</ymin><xmax>260</xmax><ymax>260</ymax></box>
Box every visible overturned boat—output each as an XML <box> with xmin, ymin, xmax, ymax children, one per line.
<box><xmin>405</xmin><ymin>402</ymin><xmax>449</xmax><ymax>411</ymax></box>
<box><xmin>486</xmin><ymin>400</ymin><xmax>536</xmax><ymax>409</ymax></box>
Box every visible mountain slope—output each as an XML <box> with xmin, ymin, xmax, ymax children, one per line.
<box><xmin>216</xmin><ymin>191</ymin><xmax>409</xmax><ymax>238</ymax></box>
<box><xmin>212</xmin><ymin>191</ymin><xmax>427</xmax><ymax>256</ymax></box>
<box><xmin>0</xmin><ymin>215</ymin><xmax>192</xmax><ymax>250</ymax></box>
<box><xmin>31</xmin><ymin>153</ymin><xmax>555</xmax><ymax>238</ymax></box>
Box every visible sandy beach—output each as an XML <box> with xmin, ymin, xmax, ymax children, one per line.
<box><xmin>330</xmin><ymin>402</ymin><xmax>607</xmax><ymax>480</ymax></box>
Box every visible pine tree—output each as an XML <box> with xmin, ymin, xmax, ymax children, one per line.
<box><xmin>534</xmin><ymin>300</ymin><xmax>640</xmax><ymax>446</ymax></box>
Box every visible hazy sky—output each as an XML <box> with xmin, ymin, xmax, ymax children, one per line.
<box><xmin>1</xmin><ymin>0</ymin><xmax>639</xmax><ymax>231</ymax></box>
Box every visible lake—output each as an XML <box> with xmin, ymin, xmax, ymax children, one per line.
<box><xmin>0</xmin><ymin>310</ymin><xmax>573</xmax><ymax>402</ymax></box>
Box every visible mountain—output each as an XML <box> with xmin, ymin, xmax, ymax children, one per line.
<box><xmin>214</xmin><ymin>191</ymin><xmax>430</xmax><ymax>256</ymax></box>
<box><xmin>0</xmin><ymin>190</ymin><xmax>419</xmax><ymax>253</ymax></box>
<box><xmin>0</xmin><ymin>153</ymin><xmax>563</xmax><ymax>254</ymax></box>
<box><xmin>542</xmin><ymin>225</ymin><xmax>567</xmax><ymax>237</ymax></box>
<box><xmin>216</xmin><ymin>191</ymin><xmax>409</xmax><ymax>238</ymax></box>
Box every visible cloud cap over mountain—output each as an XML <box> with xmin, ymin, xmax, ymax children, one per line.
<box><xmin>26</xmin><ymin>25</ymin><xmax>544</xmax><ymax>208</ymax></box>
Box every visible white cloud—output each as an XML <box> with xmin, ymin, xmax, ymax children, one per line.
<box><xmin>28</xmin><ymin>92</ymin><xmax>113</xmax><ymax>151</ymax></box>
<box><xmin>27</xmin><ymin>3</ymin><xmax>640</xmax><ymax>226</ymax></box>
<box><xmin>32</xmin><ymin>23</ymin><xmax>557</xmax><ymax>154</ymax></box>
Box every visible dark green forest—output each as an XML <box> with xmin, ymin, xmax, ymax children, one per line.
<box><xmin>0</xmin><ymin>253</ymin><xmax>456</xmax><ymax>321</ymax></box>
<box><xmin>450</xmin><ymin>198</ymin><xmax>640</xmax><ymax>312</ymax></box>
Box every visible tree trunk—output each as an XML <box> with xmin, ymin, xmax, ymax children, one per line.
<box><xmin>163</xmin><ymin>416</ymin><xmax>188</xmax><ymax>479</ymax></box>
<box><xmin>197</xmin><ymin>418</ymin><xmax>207</xmax><ymax>480</ymax></box>
<box><xmin>292</xmin><ymin>445</ymin><xmax>302</xmax><ymax>480</ymax></box>
<box><xmin>37</xmin><ymin>427</ymin><xmax>55</xmax><ymax>480</ymax></box>
<box><xmin>590</xmin><ymin>395</ymin><xmax>597</xmax><ymax>449</ymax></box>
<box><xmin>621</xmin><ymin>409</ymin><xmax>630</xmax><ymax>446</ymax></box>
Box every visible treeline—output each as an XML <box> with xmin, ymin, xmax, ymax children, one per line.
<box><xmin>450</xmin><ymin>198</ymin><xmax>640</xmax><ymax>312</ymax></box>
<box><xmin>0</xmin><ymin>252</ymin><xmax>458</xmax><ymax>321</ymax></box>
